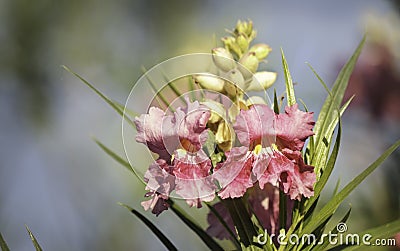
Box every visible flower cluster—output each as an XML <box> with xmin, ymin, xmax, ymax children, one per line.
<box><xmin>134</xmin><ymin>20</ymin><xmax>316</xmax><ymax>221</ymax></box>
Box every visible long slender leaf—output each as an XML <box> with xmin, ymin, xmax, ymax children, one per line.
<box><xmin>169</xmin><ymin>201</ymin><xmax>223</xmax><ymax>251</ymax></box>
<box><xmin>119</xmin><ymin>203</ymin><xmax>177</xmax><ymax>251</ymax></box>
<box><xmin>224</xmin><ymin>198</ymin><xmax>259</xmax><ymax>249</ymax></box>
<box><xmin>301</xmin><ymin>139</ymin><xmax>400</xmax><ymax>236</ymax></box>
<box><xmin>93</xmin><ymin>138</ymin><xmax>144</xmax><ymax>183</ymax></box>
<box><xmin>0</xmin><ymin>232</ymin><xmax>10</xmax><ymax>251</ymax></box>
<box><xmin>141</xmin><ymin>66</ymin><xmax>172</xmax><ymax>111</ymax></box>
<box><xmin>280</xmin><ymin>49</ymin><xmax>296</xmax><ymax>106</ymax></box>
<box><xmin>25</xmin><ymin>225</ymin><xmax>42</xmax><ymax>251</ymax></box>
<box><xmin>62</xmin><ymin>66</ymin><xmax>136</xmax><ymax>128</ymax></box>
<box><xmin>311</xmin><ymin>207</ymin><xmax>352</xmax><ymax>251</ymax></box>
<box><xmin>311</xmin><ymin>37</ymin><xmax>365</xmax><ymax>171</ymax></box>
<box><xmin>313</xmin><ymin>96</ymin><xmax>354</xmax><ymax>179</ymax></box>
<box><xmin>305</xmin><ymin>118</ymin><xmax>342</xmax><ymax>213</ymax></box>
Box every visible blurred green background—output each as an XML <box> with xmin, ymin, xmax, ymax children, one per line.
<box><xmin>0</xmin><ymin>0</ymin><xmax>399</xmax><ymax>250</ymax></box>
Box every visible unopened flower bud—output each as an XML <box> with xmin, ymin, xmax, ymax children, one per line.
<box><xmin>212</xmin><ymin>47</ymin><xmax>236</xmax><ymax>72</ymax></box>
<box><xmin>246</xmin><ymin>96</ymin><xmax>267</xmax><ymax>106</ymax></box>
<box><xmin>223</xmin><ymin>81</ymin><xmax>237</xmax><ymax>97</ymax></box>
<box><xmin>249</xmin><ymin>44</ymin><xmax>272</xmax><ymax>61</ymax></box>
<box><xmin>238</xmin><ymin>52</ymin><xmax>259</xmax><ymax>80</ymax></box>
<box><xmin>222</xmin><ymin>36</ymin><xmax>242</xmax><ymax>57</ymax></box>
<box><xmin>215</xmin><ymin>121</ymin><xmax>233</xmax><ymax>152</ymax></box>
<box><xmin>235</xmin><ymin>20</ymin><xmax>253</xmax><ymax>37</ymax></box>
<box><xmin>236</xmin><ymin>33</ymin><xmax>249</xmax><ymax>52</ymax></box>
<box><xmin>226</xmin><ymin>69</ymin><xmax>246</xmax><ymax>91</ymax></box>
<box><xmin>201</xmin><ymin>99</ymin><xmax>226</xmax><ymax>124</ymax></box>
<box><xmin>247</xmin><ymin>71</ymin><xmax>277</xmax><ymax>91</ymax></box>
<box><xmin>193</xmin><ymin>74</ymin><xmax>225</xmax><ymax>92</ymax></box>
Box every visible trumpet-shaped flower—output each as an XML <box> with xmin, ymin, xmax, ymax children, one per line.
<box><xmin>173</xmin><ymin>149</ymin><xmax>216</xmax><ymax>208</ymax></box>
<box><xmin>134</xmin><ymin>107</ymin><xmax>177</xmax><ymax>161</ymax></box>
<box><xmin>141</xmin><ymin>159</ymin><xmax>175</xmax><ymax>216</ymax></box>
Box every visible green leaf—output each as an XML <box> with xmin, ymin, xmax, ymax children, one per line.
<box><xmin>340</xmin><ymin>219</ymin><xmax>400</xmax><ymax>251</ymax></box>
<box><xmin>25</xmin><ymin>225</ymin><xmax>42</xmax><ymax>251</ymax></box>
<box><xmin>62</xmin><ymin>66</ymin><xmax>136</xmax><ymax>128</ymax></box>
<box><xmin>273</xmin><ymin>89</ymin><xmax>279</xmax><ymax>114</ymax></box>
<box><xmin>224</xmin><ymin>198</ymin><xmax>259</xmax><ymax>249</ymax></box>
<box><xmin>0</xmin><ymin>232</ymin><xmax>10</xmax><ymax>251</ymax></box>
<box><xmin>313</xmin><ymin>96</ymin><xmax>354</xmax><ymax>179</ymax></box>
<box><xmin>119</xmin><ymin>203</ymin><xmax>177</xmax><ymax>251</ymax></box>
<box><xmin>169</xmin><ymin>201</ymin><xmax>223</xmax><ymax>251</ymax></box>
<box><xmin>112</xmin><ymin>100</ymin><xmax>139</xmax><ymax>118</ymax></box>
<box><xmin>141</xmin><ymin>66</ymin><xmax>173</xmax><ymax>111</ymax></box>
<box><xmin>311</xmin><ymin>37</ymin><xmax>365</xmax><ymax>172</ymax></box>
<box><xmin>304</xmin><ymin>117</ymin><xmax>342</xmax><ymax>213</ymax></box>
<box><xmin>280</xmin><ymin>49</ymin><xmax>296</xmax><ymax>106</ymax></box>
<box><xmin>301</xmin><ymin>139</ymin><xmax>400</xmax><ymax>236</ymax></box>
<box><xmin>93</xmin><ymin>138</ymin><xmax>143</xmax><ymax>183</ymax></box>
<box><xmin>311</xmin><ymin>207</ymin><xmax>352</xmax><ymax>251</ymax></box>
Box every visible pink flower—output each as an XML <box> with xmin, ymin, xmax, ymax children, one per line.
<box><xmin>141</xmin><ymin>159</ymin><xmax>175</xmax><ymax>216</ymax></box>
<box><xmin>254</xmin><ymin>150</ymin><xmax>315</xmax><ymax>200</ymax></box>
<box><xmin>174</xmin><ymin>100</ymin><xmax>211</xmax><ymax>153</ymax></box>
<box><xmin>234</xmin><ymin>104</ymin><xmax>276</xmax><ymax>148</ymax></box>
<box><xmin>213</xmin><ymin>147</ymin><xmax>254</xmax><ymax>199</ymax></box>
<box><xmin>275</xmin><ymin>104</ymin><xmax>315</xmax><ymax>151</ymax></box>
<box><xmin>134</xmin><ymin>107</ymin><xmax>177</xmax><ymax>161</ymax></box>
<box><xmin>218</xmin><ymin>103</ymin><xmax>316</xmax><ymax>200</ymax></box>
<box><xmin>136</xmin><ymin>100</ymin><xmax>215</xmax><ymax>214</ymax></box>
<box><xmin>212</xmin><ymin>105</ymin><xmax>276</xmax><ymax>199</ymax></box>
<box><xmin>173</xmin><ymin>150</ymin><xmax>216</xmax><ymax>208</ymax></box>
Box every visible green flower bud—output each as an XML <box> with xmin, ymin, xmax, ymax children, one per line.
<box><xmin>235</xmin><ymin>20</ymin><xmax>253</xmax><ymax>37</ymax></box>
<box><xmin>221</xmin><ymin>36</ymin><xmax>242</xmax><ymax>57</ymax></box>
<box><xmin>249</xmin><ymin>44</ymin><xmax>272</xmax><ymax>61</ymax></box>
<box><xmin>247</xmin><ymin>71</ymin><xmax>277</xmax><ymax>91</ymax></box>
<box><xmin>193</xmin><ymin>74</ymin><xmax>225</xmax><ymax>92</ymax></box>
<box><xmin>236</xmin><ymin>33</ymin><xmax>249</xmax><ymax>52</ymax></box>
<box><xmin>212</xmin><ymin>47</ymin><xmax>236</xmax><ymax>72</ymax></box>
<box><xmin>238</xmin><ymin>52</ymin><xmax>259</xmax><ymax>80</ymax></box>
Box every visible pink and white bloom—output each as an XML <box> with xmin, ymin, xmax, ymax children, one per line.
<box><xmin>141</xmin><ymin>159</ymin><xmax>175</xmax><ymax>216</ymax></box>
<box><xmin>135</xmin><ymin>100</ymin><xmax>216</xmax><ymax>214</ymax></box>
<box><xmin>134</xmin><ymin>107</ymin><xmax>177</xmax><ymax>161</ymax></box>
<box><xmin>173</xmin><ymin>150</ymin><xmax>216</xmax><ymax>208</ymax></box>
<box><xmin>214</xmin><ymin>103</ymin><xmax>316</xmax><ymax>200</ymax></box>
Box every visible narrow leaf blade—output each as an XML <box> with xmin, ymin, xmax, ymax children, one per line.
<box><xmin>0</xmin><ymin>232</ymin><xmax>10</xmax><ymax>251</ymax></box>
<box><xmin>302</xmin><ymin>139</ymin><xmax>400</xmax><ymax>236</ymax></box>
<box><xmin>93</xmin><ymin>138</ymin><xmax>143</xmax><ymax>183</ymax></box>
<box><xmin>169</xmin><ymin>201</ymin><xmax>223</xmax><ymax>251</ymax></box>
<box><xmin>119</xmin><ymin>203</ymin><xmax>178</xmax><ymax>251</ymax></box>
<box><xmin>25</xmin><ymin>225</ymin><xmax>43</xmax><ymax>251</ymax></box>
<box><xmin>63</xmin><ymin>66</ymin><xmax>136</xmax><ymax>127</ymax></box>
<box><xmin>280</xmin><ymin>49</ymin><xmax>296</xmax><ymax>106</ymax></box>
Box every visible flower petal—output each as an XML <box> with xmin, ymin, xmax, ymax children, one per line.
<box><xmin>257</xmin><ymin>151</ymin><xmax>315</xmax><ymax>200</ymax></box>
<box><xmin>173</xmin><ymin>150</ymin><xmax>216</xmax><ymax>207</ymax></box>
<box><xmin>134</xmin><ymin>107</ymin><xmax>177</xmax><ymax>160</ymax></box>
<box><xmin>275</xmin><ymin>104</ymin><xmax>315</xmax><ymax>151</ymax></box>
<box><xmin>214</xmin><ymin>146</ymin><xmax>254</xmax><ymax>199</ymax></box>
<box><xmin>174</xmin><ymin>100</ymin><xmax>211</xmax><ymax>153</ymax></box>
<box><xmin>234</xmin><ymin>104</ymin><xmax>276</xmax><ymax>147</ymax></box>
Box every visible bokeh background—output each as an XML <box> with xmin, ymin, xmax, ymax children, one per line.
<box><xmin>1</xmin><ymin>0</ymin><xmax>399</xmax><ymax>250</ymax></box>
